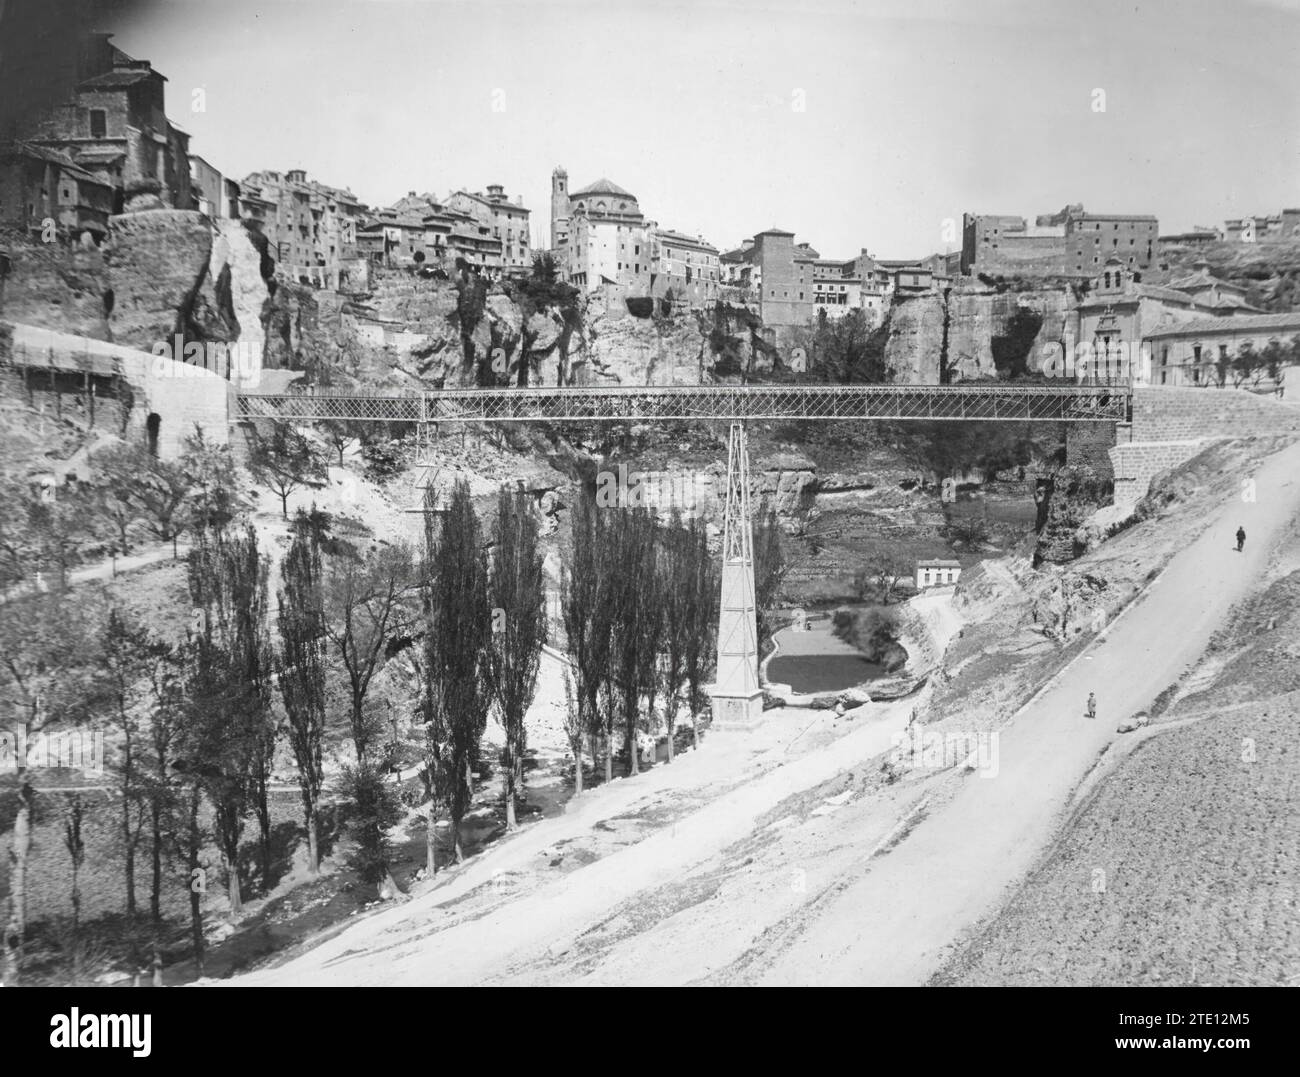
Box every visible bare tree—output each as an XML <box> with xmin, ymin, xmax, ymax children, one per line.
<box><xmin>0</xmin><ymin>590</ymin><xmax>98</xmax><ymax>985</ymax></box>
<box><xmin>323</xmin><ymin>539</ymin><xmax>416</xmax><ymax>766</ymax></box>
<box><xmin>247</xmin><ymin>421</ymin><xmax>327</xmax><ymax>518</ymax></box>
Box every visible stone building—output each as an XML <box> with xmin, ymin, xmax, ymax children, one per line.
<box><xmin>811</xmin><ymin>258</ymin><xmax>864</xmax><ymax>320</ymax></box>
<box><xmin>188</xmin><ymin>154</ymin><xmax>240</xmax><ymax>220</ymax></box>
<box><xmin>653</xmin><ymin>228</ymin><xmax>720</xmax><ymax>305</ymax></box>
<box><xmin>915</xmin><ymin>559</ymin><xmax>962</xmax><ymax>589</ymax></box>
<box><xmin>962</xmin><ymin>204</ymin><xmax>1158</xmax><ymax>278</ymax></box>
<box><xmin>1145</xmin><ymin>312</ymin><xmax>1300</xmax><ymax>387</ymax></box>
<box><xmin>1222</xmin><ymin>209</ymin><xmax>1300</xmax><ymax>243</ymax></box>
<box><xmin>552</xmin><ymin>176</ymin><xmax>652</xmax><ymax>291</ymax></box>
<box><xmin>12</xmin><ymin>31</ymin><xmax>192</xmax><ymax>215</ymax></box>
<box><xmin>0</xmin><ymin>140</ymin><xmax>114</xmax><ymax>244</ymax></box>
<box><xmin>444</xmin><ymin>185</ymin><xmax>530</xmax><ymax>268</ymax></box>
<box><xmin>239</xmin><ymin>168</ymin><xmax>365</xmax><ymax>280</ymax></box>
<box><xmin>753</xmin><ymin>228</ymin><xmax>814</xmax><ymax>327</ymax></box>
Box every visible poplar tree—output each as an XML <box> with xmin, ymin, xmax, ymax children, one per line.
<box><xmin>277</xmin><ymin>510</ymin><xmax>330</xmax><ymax>874</ymax></box>
<box><xmin>425</xmin><ymin>480</ymin><xmax>492</xmax><ymax>860</ymax></box>
<box><xmin>486</xmin><ymin>484</ymin><xmax>546</xmax><ymax>830</ymax></box>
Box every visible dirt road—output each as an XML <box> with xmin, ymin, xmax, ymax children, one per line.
<box><xmin>741</xmin><ymin>439</ymin><xmax>1300</xmax><ymax>985</ymax></box>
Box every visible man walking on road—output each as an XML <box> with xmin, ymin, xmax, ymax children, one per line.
<box><xmin>1236</xmin><ymin>526</ymin><xmax>1246</xmax><ymax>552</ymax></box>
<box><xmin>1086</xmin><ymin>692</ymin><xmax>1097</xmax><ymax>720</ymax></box>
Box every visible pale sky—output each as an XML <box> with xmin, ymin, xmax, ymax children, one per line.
<box><xmin>110</xmin><ymin>0</ymin><xmax>1300</xmax><ymax>259</ymax></box>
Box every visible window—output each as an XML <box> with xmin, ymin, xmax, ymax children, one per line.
<box><xmin>89</xmin><ymin>109</ymin><xmax>106</xmax><ymax>138</ymax></box>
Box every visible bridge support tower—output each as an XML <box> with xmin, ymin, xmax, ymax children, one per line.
<box><xmin>709</xmin><ymin>421</ymin><xmax>764</xmax><ymax>731</ymax></box>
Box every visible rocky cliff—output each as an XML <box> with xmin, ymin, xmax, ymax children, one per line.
<box><xmin>884</xmin><ymin>284</ymin><xmax>1072</xmax><ymax>384</ymax></box>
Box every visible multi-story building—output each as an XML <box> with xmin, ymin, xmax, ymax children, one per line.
<box><xmin>0</xmin><ymin>140</ymin><xmax>114</xmax><ymax>244</ymax></box>
<box><xmin>1145</xmin><ymin>312</ymin><xmax>1300</xmax><ymax>386</ymax></box>
<box><xmin>444</xmin><ymin>185</ymin><xmax>530</xmax><ymax>268</ymax></box>
<box><xmin>653</xmin><ymin>228</ymin><xmax>720</xmax><ymax>305</ymax></box>
<box><xmin>239</xmin><ymin>168</ymin><xmax>365</xmax><ymax>277</ymax></box>
<box><xmin>188</xmin><ymin>154</ymin><xmax>240</xmax><ymax>220</ymax></box>
<box><xmin>811</xmin><ymin>258</ymin><xmax>863</xmax><ymax>320</ymax></box>
<box><xmin>548</xmin><ymin>170</ymin><xmax>722</xmax><ymax>307</ymax></box>
<box><xmin>13</xmin><ymin>31</ymin><xmax>192</xmax><ymax>218</ymax></box>
<box><xmin>1222</xmin><ymin>209</ymin><xmax>1300</xmax><ymax>243</ymax></box>
<box><xmin>962</xmin><ymin>204</ymin><xmax>1158</xmax><ymax>277</ymax></box>
<box><xmin>753</xmin><ymin>228</ymin><xmax>814</xmax><ymax>328</ymax></box>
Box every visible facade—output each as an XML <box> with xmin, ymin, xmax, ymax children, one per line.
<box><xmin>188</xmin><ymin>154</ymin><xmax>239</xmax><ymax>219</ymax></box>
<box><xmin>962</xmin><ymin>204</ymin><xmax>1158</xmax><ymax>277</ymax></box>
<box><xmin>239</xmin><ymin>168</ymin><xmax>365</xmax><ymax>278</ymax></box>
<box><xmin>653</xmin><ymin>228</ymin><xmax>720</xmax><ymax>305</ymax></box>
<box><xmin>1073</xmin><ymin>257</ymin><xmax>1203</xmax><ymax>380</ymax></box>
<box><xmin>13</xmin><ymin>31</ymin><xmax>192</xmax><ymax>216</ymax></box>
<box><xmin>811</xmin><ymin>258</ymin><xmax>864</xmax><ymax>319</ymax></box>
<box><xmin>1145</xmin><ymin>312</ymin><xmax>1300</xmax><ymax>387</ymax></box>
<box><xmin>444</xmin><ymin>185</ymin><xmax>530</xmax><ymax>268</ymax></box>
<box><xmin>916</xmin><ymin>559</ymin><xmax>962</xmax><ymax>589</ymax></box>
<box><xmin>0</xmin><ymin>140</ymin><xmax>114</xmax><ymax>244</ymax></box>
<box><xmin>553</xmin><ymin>176</ymin><xmax>651</xmax><ymax>291</ymax></box>
<box><xmin>1222</xmin><ymin>210</ymin><xmax>1300</xmax><ymax>243</ymax></box>
<box><xmin>753</xmin><ymin>228</ymin><xmax>814</xmax><ymax>327</ymax></box>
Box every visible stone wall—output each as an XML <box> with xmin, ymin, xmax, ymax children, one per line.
<box><xmin>1128</xmin><ymin>386</ymin><xmax>1300</xmax><ymax>442</ymax></box>
<box><xmin>6</xmin><ymin>321</ymin><xmax>228</xmax><ymax>459</ymax></box>
<box><xmin>1109</xmin><ymin>387</ymin><xmax>1300</xmax><ymax>507</ymax></box>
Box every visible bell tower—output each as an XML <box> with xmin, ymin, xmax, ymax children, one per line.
<box><xmin>550</xmin><ymin>167</ymin><xmax>570</xmax><ymax>250</ymax></box>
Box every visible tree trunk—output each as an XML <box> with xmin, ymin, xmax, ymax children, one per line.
<box><xmin>572</xmin><ymin>750</ymin><xmax>583</xmax><ymax>796</ymax></box>
<box><xmin>257</xmin><ymin>797</ymin><xmax>272</xmax><ymax>888</ymax></box>
<box><xmin>604</xmin><ymin>734</ymin><xmax>612</xmax><ymax>785</ymax></box>
<box><xmin>186</xmin><ymin>791</ymin><xmax>204</xmax><ymax>974</ymax></box>
<box><xmin>2</xmin><ymin>776</ymin><xmax>33</xmax><ymax>986</ymax></box>
<box><xmin>505</xmin><ymin>761</ymin><xmax>518</xmax><ymax>831</ymax></box>
<box><xmin>306</xmin><ymin>805</ymin><xmax>320</xmax><ymax>876</ymax></box>
<box><xmin>226</xmin><ymin>860</ymin><xmax>242</xmax><ymax>918</ymax></box>
<box><xmin>150</xmin><ymin>799</ymin><xmax>163</xmax><ymax>922</ymax></box>
<box><xmin>626</xmin><ymin>693</ymin><xmax>639</xmax><ymax>777</ymax></box>
<box><xmin>426</xmin><ymin>804</ymin><xmax>437</xmax><ymax>875</ymax></box>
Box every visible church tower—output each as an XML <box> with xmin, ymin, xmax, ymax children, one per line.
<box><xmin>550</xmin><ymin>167</ymin><xmax>570</xmax><ymax>250</ymax></box>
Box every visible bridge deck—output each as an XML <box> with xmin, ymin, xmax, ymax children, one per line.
<box><xmin>234</xmin><ymin>383</ymin><xmax>1131</xmax><ymax>423</ymax></box>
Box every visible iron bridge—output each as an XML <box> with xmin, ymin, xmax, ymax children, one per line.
<box><xmin>234</xmin><ymin>383</ymin><xmax>1131</xmax><ymax>424</ymax></box>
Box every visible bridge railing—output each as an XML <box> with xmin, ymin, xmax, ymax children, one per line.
<box><xmin>234</xmin><ymin>383</ymin><xmax>1131</xmax><ymax>424</ymax></box>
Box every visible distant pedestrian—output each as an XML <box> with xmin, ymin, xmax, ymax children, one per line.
<box><xmin>1086</xmin><ymin>692</ymin><xmax>1097</xmax><ymax>720</ymax></box>
<box><xmin>1236</xmin><ymin>526</ymin><xmax>1246</xmax><ymax>553</ymax></box>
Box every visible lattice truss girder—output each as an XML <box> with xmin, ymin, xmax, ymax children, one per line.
<box><xmin>235</xmin><ymin>384</ymin><xmax>1131</xmax><ymax>424</ymax></box>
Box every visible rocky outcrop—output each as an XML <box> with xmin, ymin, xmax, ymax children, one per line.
<box><xmin>105</xmin><ymin>209</ymin><xmax>220</xmax><ymax>349</ymax></box>
<box><xmin>884</xmin><ymin>284</ymin><xmax>1072</xmax><ymax>384</ymax></box>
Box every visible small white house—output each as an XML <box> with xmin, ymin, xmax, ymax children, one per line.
<box><xmin>915</xmin><ymin>559</ymin><xmax>962</xmax><ymax>589</ymax></box>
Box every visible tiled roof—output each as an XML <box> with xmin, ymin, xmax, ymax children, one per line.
<box><xmin>1145</xmin><ymin>312</ymin><xmax>1300</xmax><ymax>338</ymax></box>
<box><xmin>571</xmin><ymin>178</ymin><xmax>634</xmax><ymax>199</ymax></box>
<box><xmin>79</xmin><ymin>67</ymin><xmax>159</xmax><ymax>89</ymax></box>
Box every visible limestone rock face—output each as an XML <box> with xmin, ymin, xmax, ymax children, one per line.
<box><xmin>573</xmin><ymin>306</ymin><xmax>711</xmax><ymax>386</ymax></box>
<box><xmin>104</xmin><ymin>209</ymin><xmax>216</xmax><ymax>349</ymax></box>
<box><xmin>883</xmin><ymin>286</ymin><xmax>1073</xmax><ymax>384</ymax></box>
<box><xmin>0</xmin><ymin>238</ymin><xmax>111</xmax><ymax>339</ymax></box>
<box><xmin>210</xmin><ymin>219</ymin><xmax>270</xmax><ymax>350</ymax></box>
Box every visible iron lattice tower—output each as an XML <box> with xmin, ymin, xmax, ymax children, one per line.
<box><xmin>713</xmin><ymin>421</ymin><xmax>764</xmax><ymax>729</ymax></box>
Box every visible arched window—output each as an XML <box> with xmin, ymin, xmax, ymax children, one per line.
<box><xmin>1103</xmin><ymin>272</ymin><xmax>1110</xmax><ymax>288</ymax></box>
<box><xmin>145</xmin><ymin>413</ymin><xmax>161</xmax><ymax>457</ymax></box>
